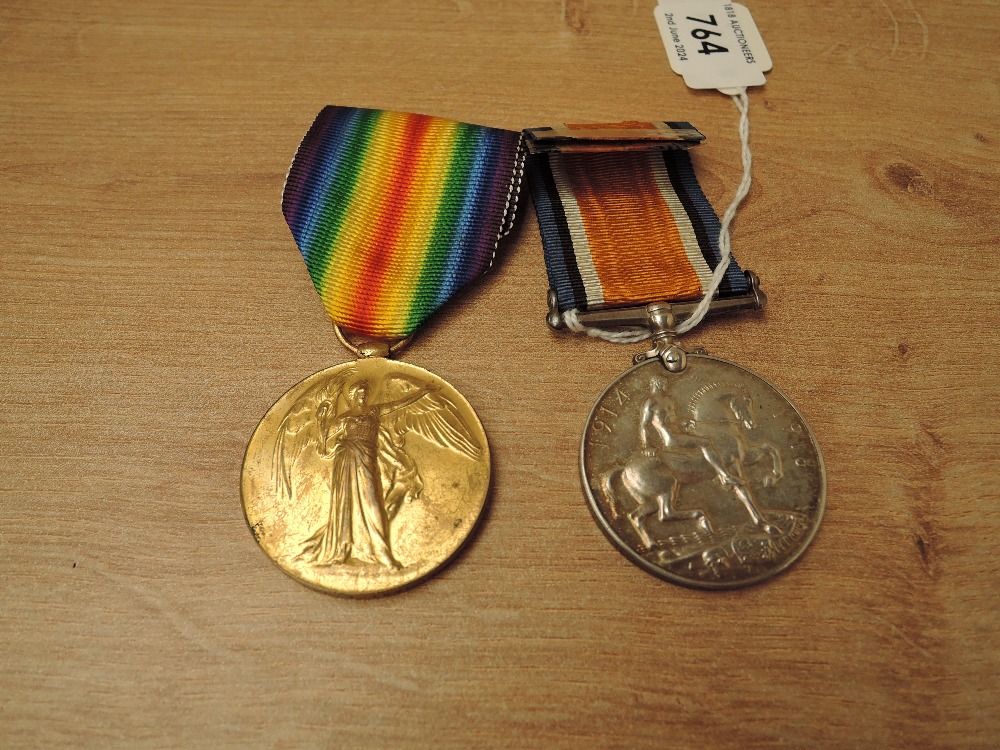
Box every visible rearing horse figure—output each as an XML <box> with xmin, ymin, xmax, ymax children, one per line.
<box><xmin>600</xmin><ymin>377</ymin><xmax>782</xmax><ymax>548</ymax></box>
<box><xmin>687</xmin><ymin>380</ymin><xmax>783</xmax><ymax>518</ymax></box>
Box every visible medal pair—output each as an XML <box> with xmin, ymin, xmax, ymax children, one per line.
<box><xmin>241</xmin><ymin>107</ymin><xmax>824</xmax><ymax>595</ymax></box>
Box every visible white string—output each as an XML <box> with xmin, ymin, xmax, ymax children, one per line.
<box><xmin>558</xmin><ymin>88</ymin><xmax>752</xmax><ymax>341</ymax></box>
<box><xmin>563</xmin><ymin>308</ymin><xmax>651</xmax><ymax>343</ymax></box>
<box><xmin>677</xmin><ymin>88</ymin><xmax>751</xmax><ymax>334</ymax></box>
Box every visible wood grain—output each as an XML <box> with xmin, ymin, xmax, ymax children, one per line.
<box><xmin>1</xmin><ymin>1</ymin><xmax>998</xmax><ymax>747</ymax></box>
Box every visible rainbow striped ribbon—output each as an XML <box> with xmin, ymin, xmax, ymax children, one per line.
<box><xmin>283</xmin><ymin>107</ymin><xmax>525</xmax><ymax>339</ymax></box>
<box><xmin>526</xmin><ymin>121</ymin><xmax>749</xmax><ymax>313</ymax></box>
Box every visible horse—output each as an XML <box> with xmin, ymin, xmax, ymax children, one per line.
<box><xmin>599</xmin><ymin>383</ymin><xmax>782</xmax><ymax>549</ymax></box>
<box><xmin>689</xmin><ymin>385</ymin><xmax>783</xmax><ymax>493</ymax></box>
<box><xmin>601</xmin><ymin>453</ymin><xmax>712</xmax><ymax>549</ymax></box>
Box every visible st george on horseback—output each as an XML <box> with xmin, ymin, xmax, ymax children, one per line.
<box><xmin>601</xmin><ymin>377</ymin><xmax>782</xmax><ymax>549</ymax></box>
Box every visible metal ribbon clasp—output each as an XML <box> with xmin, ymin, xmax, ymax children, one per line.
<box><xmin>546</xmin><ymin>270</ymin><xmax>767</xmax><ymax>373</ymax></box>
<box><xmin>548</xmin><ymin>270</ymin><xmax>765</xmax><ymax>330</ymax></box>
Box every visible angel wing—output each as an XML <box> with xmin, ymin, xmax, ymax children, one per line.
<box><xmin>273</xmin><ymin>366</ymin><xmax>357</xmax><ymax>499</ymax></box>
<box><xmin>378</xmin><ymin>375</ymin><xmax>482</xmax><ymax>460</ymax></box>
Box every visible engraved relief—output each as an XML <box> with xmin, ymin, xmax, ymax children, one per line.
<box><xmin>601</xmin><ymin>376</ymin><xmax>783</xmax><ymax>547</ymax></box>
<box><xmin>585</xmin><ymin>358</ymin><xmax>823</xmax><ymax>587</ymax></box>
<box><xmin>273</xmin><ymin>367</ymin><xmax>483</xmax><ymax>570</ymax></box>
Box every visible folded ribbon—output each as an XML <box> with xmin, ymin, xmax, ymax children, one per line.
<box><xmin>525</xmin><ymin>121</ymin><xmax>749</xmax><ymax>314</ymax></box>
<box><xmin>283</xmin><ymin>106</ymin><xmax>525</xmax><ymax>339</ymax></box>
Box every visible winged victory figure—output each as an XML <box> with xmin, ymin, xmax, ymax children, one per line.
<box><xmin>273</xmin><ymin>369</ymin><xmax>482</xmax><ymax>569</ymax></box>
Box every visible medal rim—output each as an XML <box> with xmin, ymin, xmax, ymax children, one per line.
<box><xmin>580</xmin><ymin>353</ymin><xmax>826</xmax><ymax>591</ymax></box>
<box><xmin>241</xmin><ymin>359</ymin><xmax>492</xmax><ymax>598</ymax></box>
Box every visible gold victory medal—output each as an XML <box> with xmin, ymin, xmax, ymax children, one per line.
<box><xmin>242</xmin><ymin>358</ymin><xmax>490</xmax><ymax>596</ymax></box>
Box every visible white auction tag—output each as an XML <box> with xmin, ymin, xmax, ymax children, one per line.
<box><xmin>654</xmin><ymin>2</ymin><xmax>771</xmax><ymax>94</ymax></box>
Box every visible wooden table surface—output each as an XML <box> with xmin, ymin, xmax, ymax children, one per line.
<box><xmin>2</xmin><ymin>1</ymin><xmax>998</xmax><ymax>747</ymax></box>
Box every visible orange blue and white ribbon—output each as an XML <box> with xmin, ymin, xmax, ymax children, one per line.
<box><xmin>283</xmin><ymin>107</ymin><xmax>525</xmax><ymax>339</ymax></box>
<box><xmin>526</xmin><ymin>121</ymin><xmax>749</xmax><ymax>314</ymax></box>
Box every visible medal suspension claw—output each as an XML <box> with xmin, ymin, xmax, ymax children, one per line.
<box><xmin>334</xmin><ymin>325</ymin><xmax>411</xmax><ymax>360</ymax></box>
<box><xmin>633</xmin><ymin>303</ymin><xmax>688</xmax><ymax>373</ymax></box>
